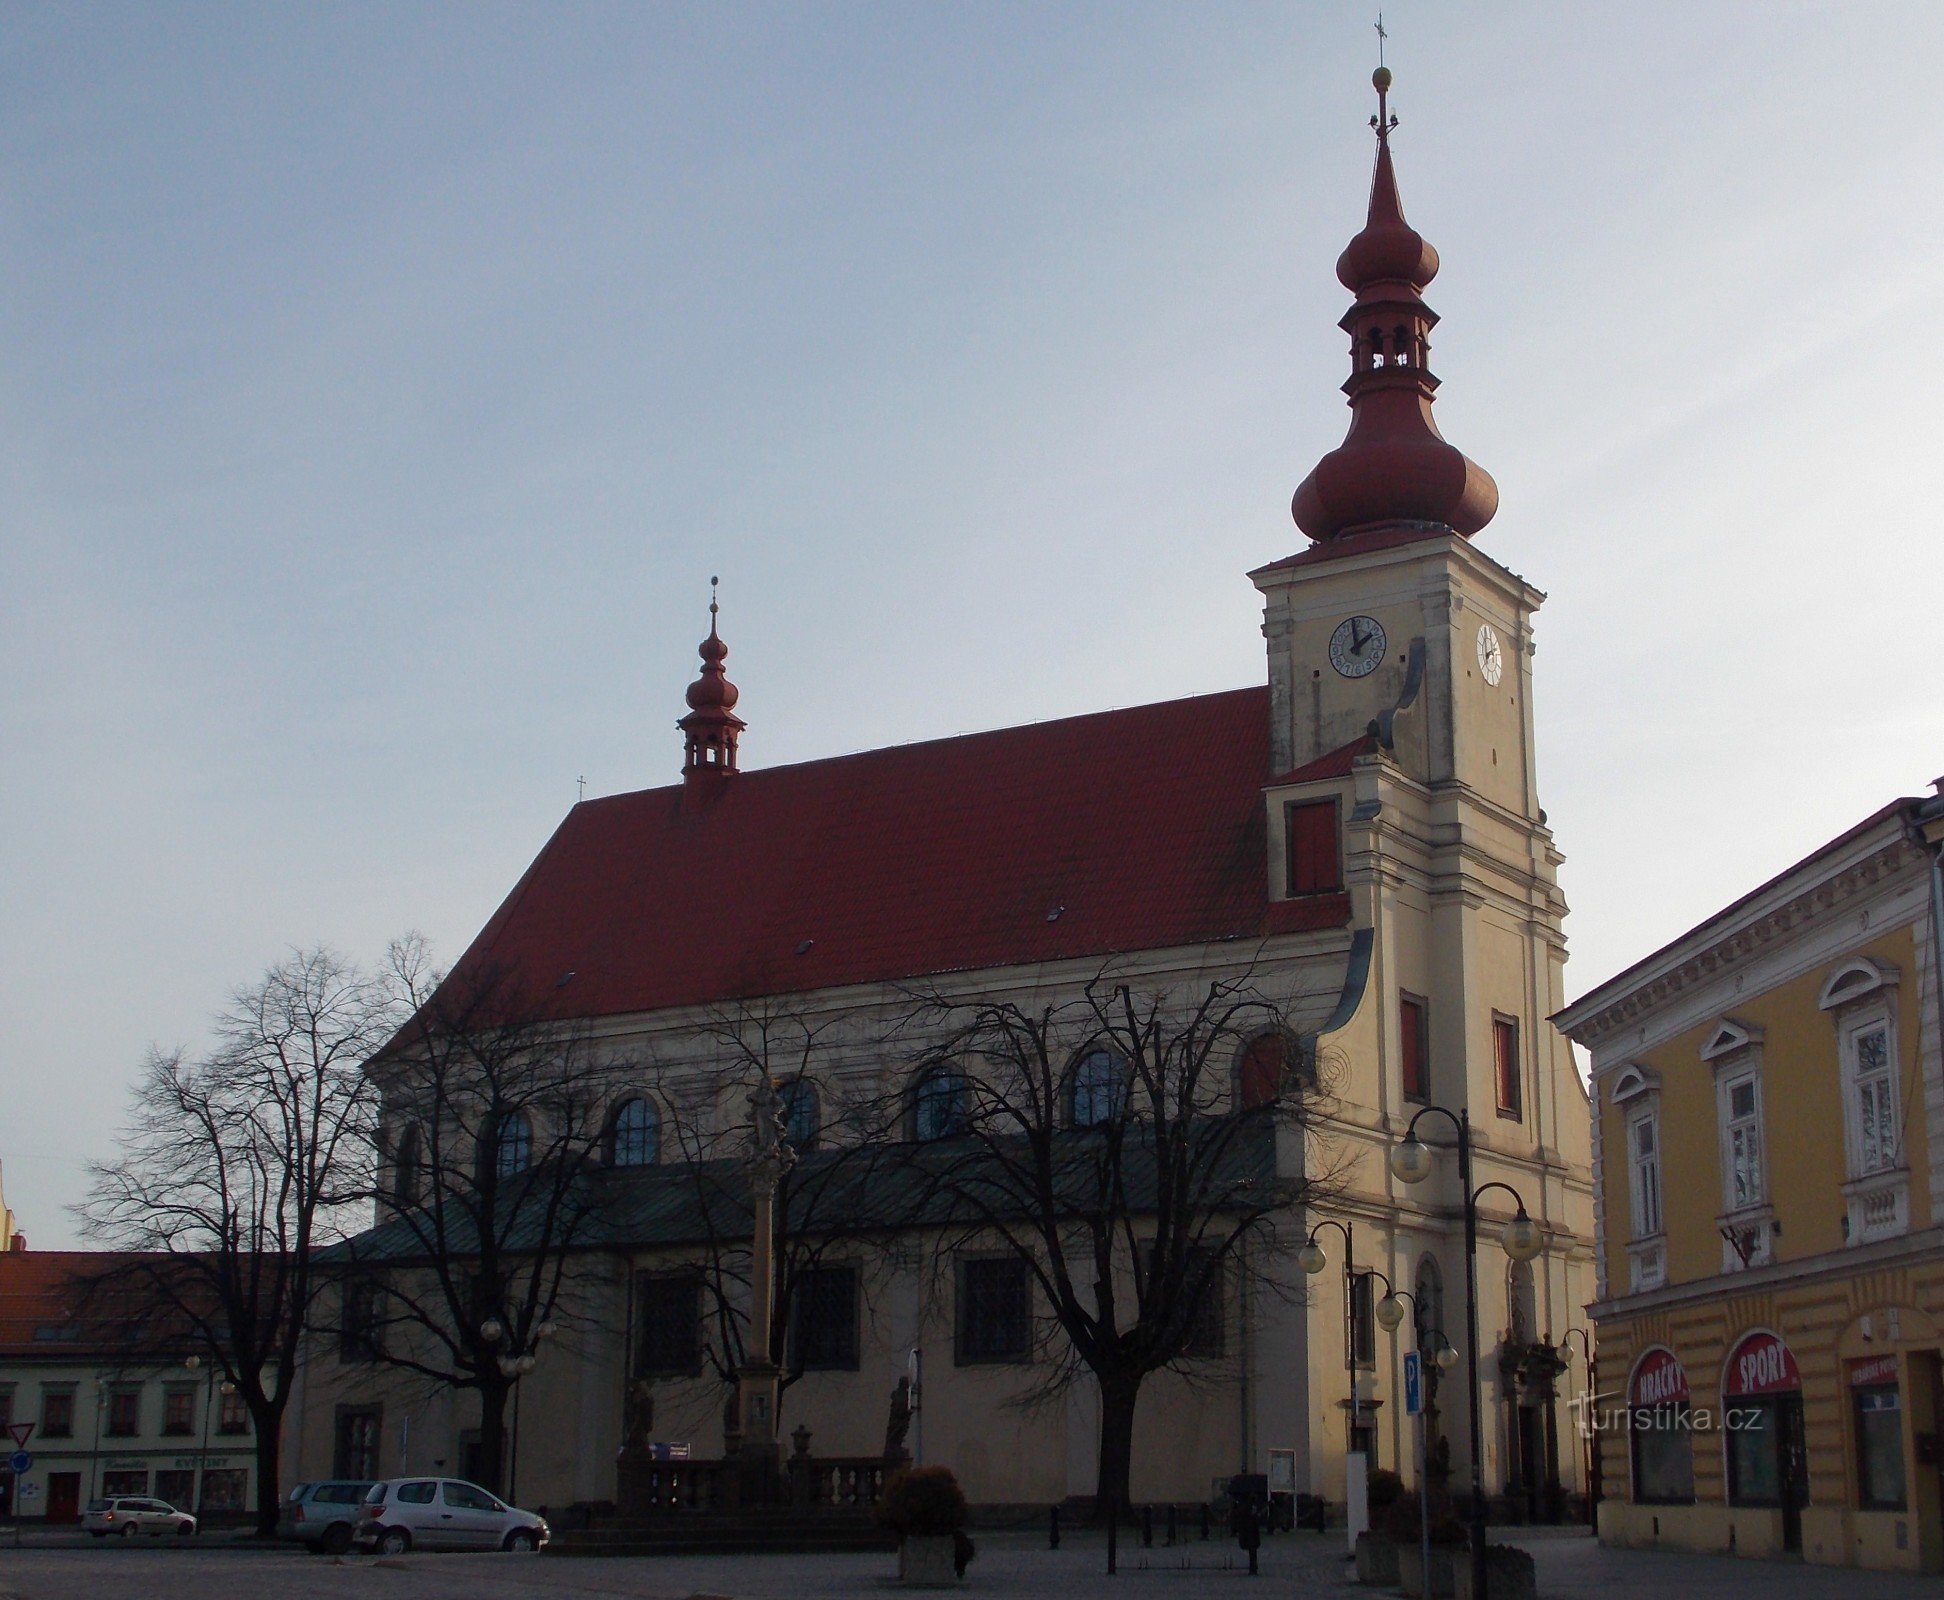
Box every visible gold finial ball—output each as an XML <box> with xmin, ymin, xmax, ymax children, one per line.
<box><xmin>1372</xmin><ymin>66</ymin><xmax>1392</xmax><ymax>93</ymax></box>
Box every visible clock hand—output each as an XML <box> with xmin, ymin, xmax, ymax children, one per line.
<box><xmin>1351</xmin><ymin>621</ymin><xmax>1368</xmax><ymax>652</ymax></box>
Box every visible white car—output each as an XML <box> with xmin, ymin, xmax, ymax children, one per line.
<box><xmin>83</xmin><ymin>1496</ymin><xmax>198</xmax><ymax>1538</ymax></box>
<box><xmin>356</xmin><ymin>1477</ymin><xmax>548</xmax><ymax>1553</ymax></box>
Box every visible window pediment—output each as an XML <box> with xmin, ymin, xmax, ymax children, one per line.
<box><xmin>1700</xmin><ymin>1017</ymin><xmax>1763</xmax><ymax>1063</ymax></box>
<box><xmin>1610</xmin><ymin>1064</ymin><xmax>1657</xmax><ymax>1104</ymax></box>
<box><xmin>1818</xmin><ymin>957</ymin><xmax>1899</xmax><ymax>1012</ymax></box>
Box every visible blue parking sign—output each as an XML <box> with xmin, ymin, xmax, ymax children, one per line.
<box><xmin>1403</xmin><ymin>1351</ymin><xmax>1422</xmax><ymax>1417</ymax></box>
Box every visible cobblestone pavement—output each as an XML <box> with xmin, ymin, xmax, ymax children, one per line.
<box><xmin>2</xmin><ymin>1527</ymin><xmax>1942</xmax><ymax>1600</ymax></box>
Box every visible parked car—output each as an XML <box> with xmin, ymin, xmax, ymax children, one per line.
<box><xmin>277</xmin><ymin>1480</ymin><xmax>377</xmax><ymax>1553</ymax></box>
<box><xmin>83</xmin><ymin>1496</ymin><xmax>197</xmax><ymax>1538</ymax></box>
<box><xmin>355</xmin><ymin>1478</ymin><xmax>549</xmax><ymax>1553</ymax></box>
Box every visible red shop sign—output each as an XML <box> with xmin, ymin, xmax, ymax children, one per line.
<box><xmin>1630</xmin><ymin>1347</ymin><xmax>1690</xmax><ymax>1406</ymax></box>
<box><xmin>1725</xmin><ymin>1332</ymin><xmax>1801</xmax><ymax>1397</ymax></box>
<box><xmin>1848</xmin><ymin>1355</ymin><xmax>1899</xmax><ymax>1389</ymax></box>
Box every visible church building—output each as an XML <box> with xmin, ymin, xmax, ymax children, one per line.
<box><xmin>293</xmin><ymin>71</ymin><xmax>1595</xmax><ymax>1522</ymax></box>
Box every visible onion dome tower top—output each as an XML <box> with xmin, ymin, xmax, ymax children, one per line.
<box><xmin>679</xmin><ymin>577</ymin><xmax>745</xmax><ymax>796</ymax></box>
<box><xmin>1291</xmin><ymin>68</ymin><xmax>1498</xmax><ymax>543</ymax></box>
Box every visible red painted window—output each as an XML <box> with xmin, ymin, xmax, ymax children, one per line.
<box><xmin>1494</xmin><ymin>1016</ymin><xmax>1522</xmax><ymax>1120</ymax></box>
<box><xmin>1401</xmin><ymin>995</ymin><xmax>1428</xmax><ymax>1102</ymax></box>
<box><xmin>1285</xmin><ymin>799</ymin><xmax>1341</xmax><ymax>897</ymax></box>
<box><xmin>1238</xmin><ymin>1034</ymin><xmax>1285</xmax><ymax>1110</ymax></box>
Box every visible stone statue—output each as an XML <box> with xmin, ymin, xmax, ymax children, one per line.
<box><xmin>621</xmin><ymin>1379</ymin><xmax>655</xmax><ymax>1457</ymax></box>
<box><xmin>883</xmin><ymin>1375</ymin><xmax>913</xmax><ymax>1462</ymax></box>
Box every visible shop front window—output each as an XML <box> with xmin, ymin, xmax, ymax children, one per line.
<box><xmin>1627</xmin><ymin>1349</ymin><xmax>1694</xmax><ymax>1505</ymax></box>
<box><xmin>1851</xmin><ymin>1356</ymin><xmax>1906</xmax><ymax>1511</ymax></box>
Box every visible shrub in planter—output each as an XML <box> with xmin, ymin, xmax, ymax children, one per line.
<box><xmin>1366</xmin><ymin>1468</ymin><xmax>1406</xmax><ymax>1514</ymax></box>
<box><xmin>1380</xmin><ymin>1491</ymin><xmax>1467</xmax><ymax>1547</ymax></box>
<box><xmin>1452</xmin><ymin>1544</ymin><xmax>1536</xmax><ymax>1600</ymax></box>
<box><xmin>875</xmin><ymin>1467</ymin><xmax>968</xmax><ymax>1538</ymax></box>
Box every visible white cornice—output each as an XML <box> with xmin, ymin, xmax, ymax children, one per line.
<box><xmin>1557</xmin><ymin>827</ymin><xmax>1925</xmax><ymax>1050</ymax></box>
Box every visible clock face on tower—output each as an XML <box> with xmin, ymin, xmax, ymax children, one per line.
<box><xmin>1477</xmin><ymin>623</ymin><xmax>1504</xmax><ymax>686</ymax></box>
<box><xmin>1328</xmin><ymin>615</ymin><xmax>1387</xmax><ymax>678</ymax></box>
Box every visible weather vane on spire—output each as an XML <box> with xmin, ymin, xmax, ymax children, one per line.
<box><xmin>709</xmin><ymin>573</ymin><xmax>720</xmax><ymax>624</ymax></box>
<box><xmin>1370</xmin><ymin>16</ymin><xmax>1396</xmax><ymax>140</ymax></box>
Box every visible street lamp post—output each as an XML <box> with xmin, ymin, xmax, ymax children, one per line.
<box><xmin>1359</xmin><ymin>1274</ymin><xmax>1460</xmax><ymax>1596</ymax></box>
<box><xmin>1296</xmin><ymin>1218</ymin><xmax>1362</xmax><ymax>1470</ymax></box>
<box><xmin>1557</xmin><ymin>1327</ymin><xmax>1598</xmax><ymax>1527</ymax></box>
<box><xmin>1390</xmin><ymin>1106</ymin><xmax>1546</xmax><ymax>1600</ymax></box>
<box><xmin>481</xmin><ymin>1317</ymin><xmax>554</xmax><ymax>1504</ymax></box>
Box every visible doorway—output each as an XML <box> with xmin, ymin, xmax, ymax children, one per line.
<box><xmin>1777</xmin><ymin>1396</ymin><xmax>1807</xmax><ymax>1555</ymax></box>
<box><xmin>45</xmin><ymin>1473</ymin><xmax>80</xmax><ymax>1523</ymax></box>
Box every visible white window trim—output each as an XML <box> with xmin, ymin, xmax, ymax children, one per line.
<box><xmin>1831</xmin><ymin>992</ymin><xmax>1909</xmax><ymax>1245</ymax></box>
<box><xmin>1626</xmin><ymin>1101</ymin><xmax>1664</xmax><ymax>1242</ymax></box>
<box><xmin>1817</xmin><ymin>957</ymin><xmax>1899</xmax><ymax>1013</ymax></box>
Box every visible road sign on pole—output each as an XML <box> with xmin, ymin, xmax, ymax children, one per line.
<box><xmin>6</xmin><ymin>1450</ymin><xmax>31</xmax><ymax>1474</ymax></box>
<box><xmin>1403</xmin><ymin>1350</ymin><xmax>1423</xmax><ymax>1417</ymax></box>
<box><xmin>5</xmin><ymin>1423</ymin><xmax>31</xmax><ymax>1450</ymax></box>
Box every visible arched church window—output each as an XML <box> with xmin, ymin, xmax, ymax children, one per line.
<box><xmin>608</xmin><ymin>1098</ymin><xmax>660</xmax><ymax>1167</ymax></box>
<box><xmin>1393</xmin><ymin>324</ymin><xmax>1412</xmax><ymax>365</ymax></box>
<box><xmin>914</xmin><ymin>1063</ymin><xmax>968</xmax><ymax>1142</ymax></box>
<box><xmin>1070</xmin><ymin>1047</ymin><xmax>1128</xmax><ymax>1129</ymax></box>
<box><xmin>777</xmin><ymin>1078</ymin><xmax>821</xmax><ymax>1151</ymax></box>
<box><xmin>490</xmin><ymin>1110</ymin><xmax>532</xmax><ymax>1180</ymax></box>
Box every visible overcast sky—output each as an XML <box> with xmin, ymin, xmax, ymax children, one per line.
<box><xmin>4</xmin><ymin>3</ymin><xmax>1941</xmax><ymax>1247</ymax></box>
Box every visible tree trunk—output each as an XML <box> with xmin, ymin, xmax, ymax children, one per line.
<box><xmin>476</xmin><ymin>1376</ymin><xmax>511</xmax><ymax>1494</ymax></box>
<box><xmin>252</xmin><ymin>1410</ymin><xmax>283</xmax><ymax>1537</ymax></box>
<box><xmin>1094</xmin><ymin>1373</ymin><xmax>1142</xmax><ymax>1523</ymax></box>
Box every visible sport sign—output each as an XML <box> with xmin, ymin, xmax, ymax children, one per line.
<box><xmin>1724</xmin><ymin>1331</ymin><xmax>1801</xmax><ymax>1398</ymax></box>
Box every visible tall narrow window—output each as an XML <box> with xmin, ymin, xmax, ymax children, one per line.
<box><xmin>914</xmin><ymin>1063</ymin><xmax>968</xmax><ymax>1141</ymax></box>
<box><xmin>490</xmin><ymin>1111</ymin><xmax>532</xmax><ymax>1180</ymax></box>
<box><xmin>1493</xmin><ymin>1016</ymin><xmax>1522</xmax><ymax>1120</ymax></box>
<box><xmin>609</xmin><ymin>1098</ymin><xmax>660</xmax><ymax>1167</ymax></box>
<box><xmin>1849</xmin><ymin>1024</ymin><xmax>1898</xmax><ymax>1175</ymax></box>
<box><xmin>1237</xmin><ymin>1033</ymin><xmax>1288</xmax><ymax>1110</ymax></box>
<box><xmin>1628</xmin><ymin>1108</ymin><xmax>1662</xmax><ymax>1238</ymax></box>
<box><xmin>634</xmin><ymin>1271</ymin><xmax>703</xmax><ymax>1377</ymax></box>
<box><xmin>391</xmin><ymin>1124</ymin><xmax>422</xmax><ymax>1207</ymax></box>
<box><xmin>1285</xmin><ymin>799</ymin><xmax>1342</xmax><ymax>897</ymax></box>
<box><xmin>1349</xmin><ymin>1272</ymin><xmax>1376</xmax><ymax>1368</ymax></box>
<box><xmin>1722</xmin><ymin>1074</ymin><xmax>1764</xmax><ymax>1211</ymax></box>
<box><xmin>778</xmin><ymin>1079</ymin><xmax>821</xmax><ymax>1151</ymax></box>
<box><xmin>1400</xmin><ymin>995</ymin><xmax>1429</xmax><ymax>1103</ymax></box>
<box><xmin>789</xmin><ymin>1265</ymin><xmax>859</xmax><ymax>1371</ymax></box>
<box><xmin>1070</xmin><ymin>1048</ymin><xmax>1128</xmax><ymax>1128</ymax></box>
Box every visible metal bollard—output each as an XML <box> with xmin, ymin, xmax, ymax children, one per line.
<box><xmin>1201</xmin><ymin>1502</ymin><xmax>1210</xmax><ymax>1541</ymax></box>
<box><xmin>1142</xmin><ymin>1504</ymin><xmax>1153</xmax><ymax>1548</ymax></box>
<box><xmin>1049</xmin><ymin>1504</ymin><xmax>1060</xmax><ymax>1550</ymax></box>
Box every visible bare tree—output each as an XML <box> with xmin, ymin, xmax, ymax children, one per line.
<box><xmin>656</xmin><ymin>1000</ymin><xmax>901</xmax><ymax>1435</ymax></box>
<box><xmin>78</xmin><ymin>947</ymin><xmax>393</xmax><ymax>1532</ymax></box>
<box><xmin>897</xmin><ymin>967</ymin><xmax>1342</xmax><ymax>1521</ymax></box>
<box><xmin>338</xmin><ymin>939</ymin><xmax>616</xmax><ymax>1495</ymax></box>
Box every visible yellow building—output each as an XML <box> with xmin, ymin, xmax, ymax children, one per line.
<box><xmin>1556</xmin><ymin>784</ymin><xmax>1944</xmax><ymax>1570</ymax></box>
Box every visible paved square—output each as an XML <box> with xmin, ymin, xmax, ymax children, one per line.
<box><xmin>0</xmin><ymin>1528</ymin><xmax>1939</xmax><ymax>1600</ymax></box>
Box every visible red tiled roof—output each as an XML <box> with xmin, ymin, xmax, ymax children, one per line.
<box><xmin>444</xmin><ymin>687</ymin><xmax>1351</xmax><ymax>1021</ymax></box>
<box><xmin>0</xmin><ymin>1251</ymin><xmax>174</xmax><ymax>1356</ymax></box>
<box><xmin>1268</xmin><ymin>733</ymin><xmax>1377</xmax><ymax>788</ymax></box>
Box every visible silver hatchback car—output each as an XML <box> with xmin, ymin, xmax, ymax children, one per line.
<box><xmin>355</xmin><ymin>1477</ymin><xmax>548</xmax><ymax>1553</ymax></box>
<box><xmin>83</xmin><ymin>1496</ymin><xmax>198</xmax><ymax>1538</ymax></box>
